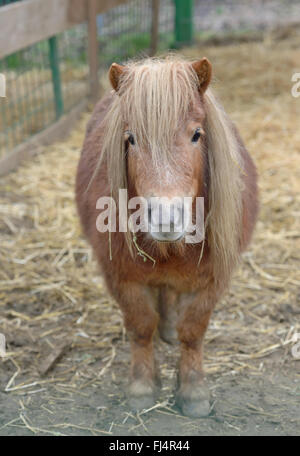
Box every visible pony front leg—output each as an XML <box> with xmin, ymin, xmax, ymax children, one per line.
<box><xmin>176</xmin><ymin>292</ymin><xmax>214</xmax><ymax>418</ymax></box>
<box><xmin>116</xmin><ymin>282</ymin><xmax>160</xmax><ymax>410</ymax></box>
<box><xmin>158</xmin><ymin>286</ymin><xmax>179</xmax><ymax>345</ymax></box>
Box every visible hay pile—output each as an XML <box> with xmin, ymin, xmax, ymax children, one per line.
<box><xmin>0</xmin><ymin>29</ymin><xmax>299</xmax><ymax>434</ymax></box>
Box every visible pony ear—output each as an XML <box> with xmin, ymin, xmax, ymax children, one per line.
<box><xmin>109</xmin><ymin>63</ymin><xmax>125</xmax><ymax>91</ymax></box>
<box><xmin>192</xmin><ymin>58</ymin><xmax>212</xmax><ymax>93</ymax></box>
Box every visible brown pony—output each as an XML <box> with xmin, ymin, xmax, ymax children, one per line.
<box><xmin>75</xmin><ymin>56</ymin><xmax>258</xmax><ymax>418</ymax></box>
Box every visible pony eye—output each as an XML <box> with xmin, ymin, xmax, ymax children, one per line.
<box><xmin>128</xmin><ymin>134</ymin><xmax>135</xmax><ymax>146</ymax></box>
<box><xmin>191</xmin><ymin>128</ymin><xmax>201</xmax><ymax>143</ymax></box>
<box><xmin>125</xmin><ymin>130</ymin><xmax>135</xmax><ymax>146</ymax></box>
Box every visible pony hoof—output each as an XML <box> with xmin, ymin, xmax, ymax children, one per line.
<box><xmin>178</xmin><ymin>397</ymin><xmax>210</xmax><ymax>418</ymax></box>
<box><xmin>159</xmin><ymin>325</ymin><xmax>179</xmax><ymax>346</ymax></box>
<box><xmin>176</xmin><ymin>384</ymin><xmax>211</xmax><ymax>418</ymax></box>
<box><xmin>128</xmin><ymin>380</ymin><xmax>157</xmax><ymax>411</ymax></box>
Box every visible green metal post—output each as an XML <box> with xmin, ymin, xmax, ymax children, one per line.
<box><xmin>174</xmin><ymin>0</ymin><xmax>194</xmax><ymax>48</ymax></box>
<box><xmin>48</xmin><ymin>36</ymin><xmax>64</xmax><ymax>119</ymax></box>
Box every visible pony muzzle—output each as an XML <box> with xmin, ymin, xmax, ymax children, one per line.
<box><xmin>147</xmin><ymin>197</ymin><xmax>189</xmax><ymax>243</ymax></box>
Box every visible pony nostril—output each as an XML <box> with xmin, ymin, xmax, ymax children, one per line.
<box><xmin>169</xmin><ymin>207</ymin><xmax>175</xmax><ymax>231</ymax></box>
<box><xmin>179</xmin><ymin>206</ymin><xmax>184</xmax><ymax>225</ymax></box>
<box><xmin>171</xmin><ymin>204</ymin><xmax>183</xmax><ymax>228</ymax></box>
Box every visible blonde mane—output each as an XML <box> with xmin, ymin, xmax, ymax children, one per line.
<box><xmin>97</xmin><ymin>55</ymin><xmax>244</xmax><ymax>284</ymax></box>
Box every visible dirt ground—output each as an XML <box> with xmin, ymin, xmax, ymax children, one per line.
<box><xmin>0</xmin><ymin>31</ymin><xmax>300</xmax><ymax>436</ymax></box>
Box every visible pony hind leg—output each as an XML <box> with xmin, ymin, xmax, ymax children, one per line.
<box><xmin>157</xmin><ymin>286</ymin><xmax>179</xmax><ymax>345</ymax></box>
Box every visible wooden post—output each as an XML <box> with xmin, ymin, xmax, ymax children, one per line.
<box><xmin>87</xmin><ymin>0</ymin><xmax>99</xmax><ymax>101</ymax></box>
<box><xmin>150</xmin><ymin>0</ymin><xmax>160</xmax><ymax>56</ymax></box>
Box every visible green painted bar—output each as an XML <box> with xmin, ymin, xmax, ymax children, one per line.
<box><xmin>48</xmin><ymin>36</ymin><xmax>64</xmax><ymax>119</ymax></box>
<box><xmin>174</xmin><ymin>0</ymin><xmax>194</xmax><ymax>47</ymax></box>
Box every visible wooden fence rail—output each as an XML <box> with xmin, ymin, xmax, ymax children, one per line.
<box><xmin>0</xmin><ymin>0</ymin><xmax>128</xmax><ymax>59</ymax></box>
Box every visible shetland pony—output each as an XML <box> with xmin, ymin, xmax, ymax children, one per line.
<box><xmin>75</xmin><ymin>56</ymin><xmax>258</xmax><ymax>417</ymax></box>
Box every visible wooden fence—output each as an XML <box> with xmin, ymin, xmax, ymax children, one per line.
<box><xmin>0</xmin><ymin>0</ymin><xmax>161</xmax><ymax>175</ymax></box>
